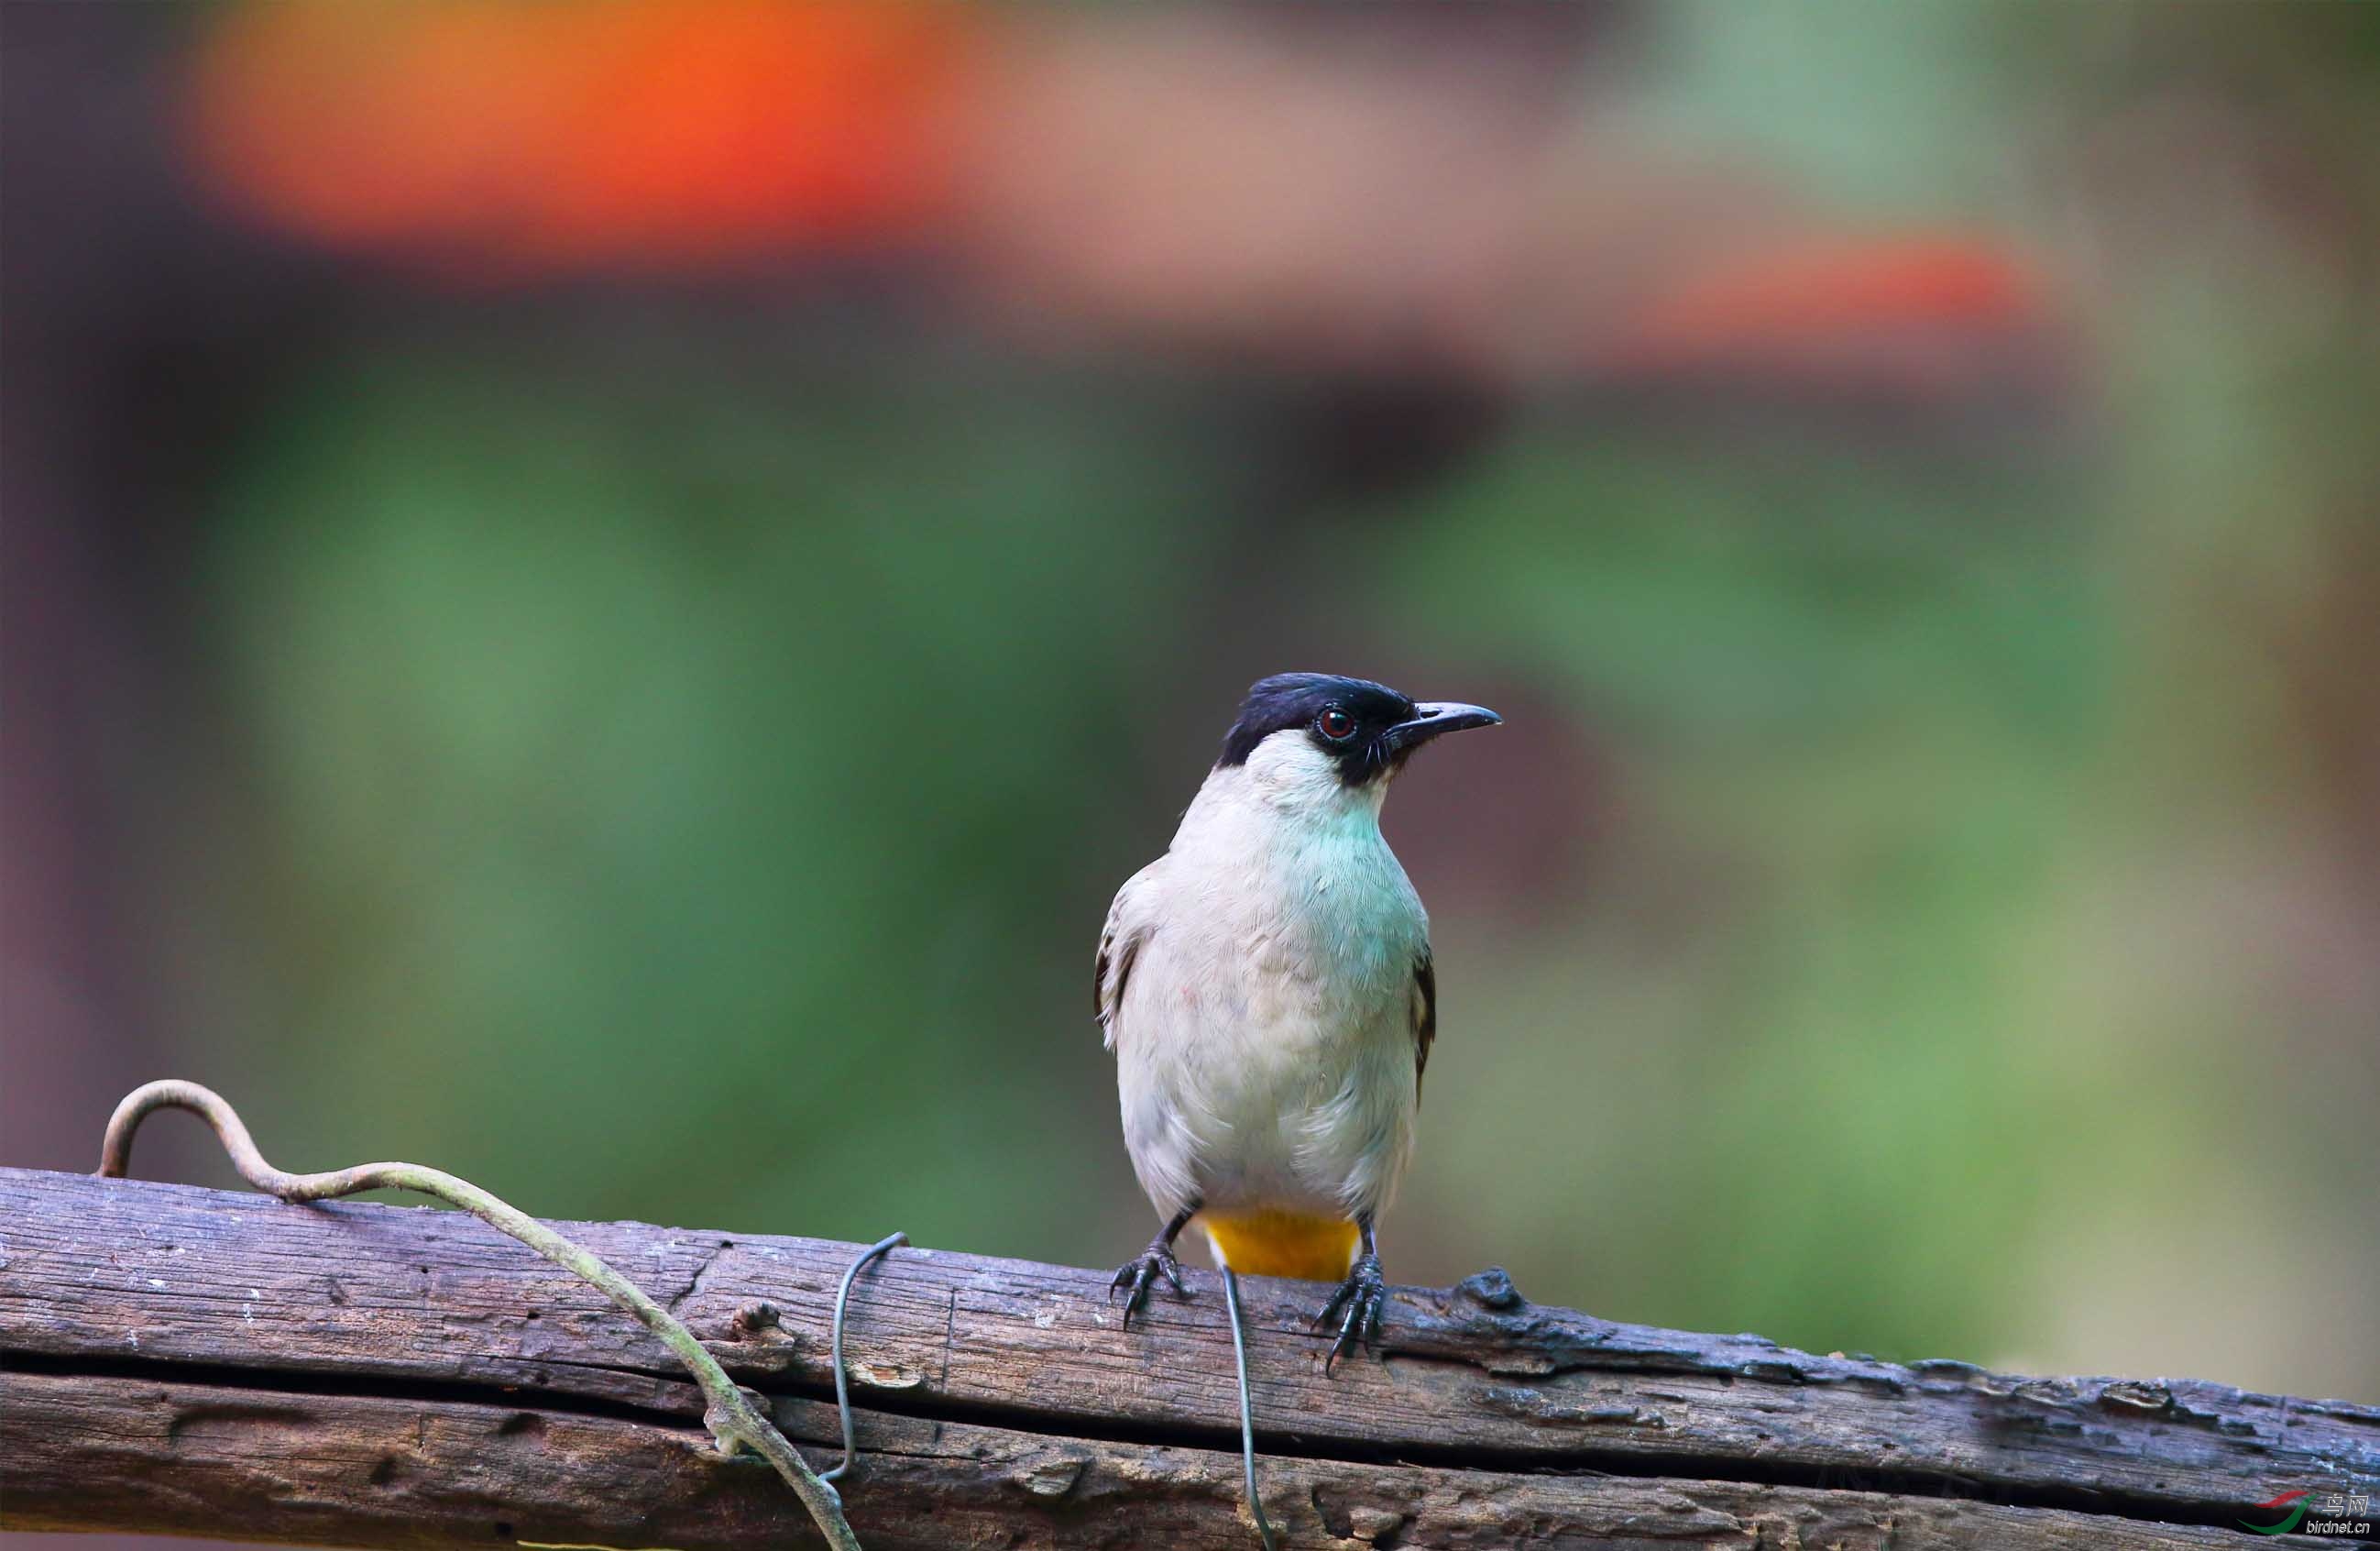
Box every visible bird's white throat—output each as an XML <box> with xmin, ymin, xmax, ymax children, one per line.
<box><xmin>1168</xmin><ymin>730</ymin><xmax>1424</xmax><ymax>988</ymax></box>
<box><xmin>1185</xmin><ymin>728</ymin><xmax>1387</xmax><ymax>836</ymax></box>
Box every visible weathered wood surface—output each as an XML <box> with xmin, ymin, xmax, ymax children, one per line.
<box><xmin>6</xmin><ymin>1370</ymin><xmax>2265</xmax><ymax>1550</ymax></box>
<box><xmin>4</xmin><ymin>1166</ymin><xmax>2375</xmax><ymax>1548</ymax></box>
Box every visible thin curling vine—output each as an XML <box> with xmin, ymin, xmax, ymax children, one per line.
<box><xmin>97</xmin><ymin>1079</ymin><xmax>864</xmax><ymax>1551</ymax></box>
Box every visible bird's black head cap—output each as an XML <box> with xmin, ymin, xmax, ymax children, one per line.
<box><xmin>1219</xmin><ymin>673</ymin><xmax>1411</xmax><ymax>772</ymax></box>
<box><xmin>1217</xmin><ymin>672</ymin><xmax>1500</xmax><ymax>786</ymax></box>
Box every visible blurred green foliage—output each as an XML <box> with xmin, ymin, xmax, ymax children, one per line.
<box><xmin>193</xmin><ymin>352</ymin><xmax>1242</xmax><ymax>1251</ymax></box>
<box><xmin>1374</xmin><ymin>432</ymin><xmax>2101</xmax><ymax>1358</ymax></box>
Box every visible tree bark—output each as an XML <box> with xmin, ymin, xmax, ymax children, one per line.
<box><xmin>3</xmin><ymin>1167</ymin><xmax>2374</xmax><ymax>1547</ymax></box>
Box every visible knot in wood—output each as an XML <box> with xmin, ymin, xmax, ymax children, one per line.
<box><xmin>1454</xmin><ymin>1266</ymin><xmax>1524</xmax><ymax>1311</ymax></box>
<box><xmin>729</xmin><ymin>1300</ymin><xmax>782</xmax><ymax>1337</ymax></box>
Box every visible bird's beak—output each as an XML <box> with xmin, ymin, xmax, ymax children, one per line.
<box><xmin>1384</xmin><ymin>701</ymin><xmax>1502</xmax><ymax>754</ymax></box>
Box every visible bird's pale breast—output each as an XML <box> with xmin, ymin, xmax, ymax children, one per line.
<box><xmin>1113</xmin><ymin>807</ymin><xmax>1426</xmax><ymax>1231</ymax></box>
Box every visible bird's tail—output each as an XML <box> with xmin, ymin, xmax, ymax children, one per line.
<box><xmin>1201</xmin><ymin>1210</ymin><xmax>1360</xmax><ymax>1282</ymax></box>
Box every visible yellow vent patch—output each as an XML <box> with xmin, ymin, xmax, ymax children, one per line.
<box><xmin>1201</xmin><ymin>1210</ymin><xmax>1359</xmax><ymax>1282</ymax></box>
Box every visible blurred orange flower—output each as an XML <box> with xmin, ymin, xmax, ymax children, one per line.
<box><xmin>188</xmin><ymin>0</ymin><xmax>975</xmax><ymax>272</ymax></box>
<box><xmin>1613</xmin><ymin>236</ymin><xmax>2047</xmax><ymax>379</ymax></box>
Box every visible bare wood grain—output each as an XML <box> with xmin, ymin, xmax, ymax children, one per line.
<box><xmin>2</xmin><ymin>1371</ymin><xmax>2265</xmax><ymax>1550</ymax></box>
<box><xmin>4</xmin><ymin>1166</ymin><xmax>2375</xmax><ymax>1548</ymax></box>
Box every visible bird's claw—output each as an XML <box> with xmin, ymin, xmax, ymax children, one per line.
<box><xmin>1316</xmin><ymin>1252</ymin><xmax>1387</xmax><ymax>1373</ymax></box>
<box><xmin>1109</xmin><ymin>1241</ymin><xmax>1190</xmax><ymax>1327</ymax></box>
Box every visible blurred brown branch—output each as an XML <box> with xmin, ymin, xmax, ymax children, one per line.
<box><xmin>5</xmin><ymin>1166</ymin><xmax>2373</xmax><ymax>1548</ymax></box>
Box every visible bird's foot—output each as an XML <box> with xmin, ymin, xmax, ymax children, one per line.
<box><xmin>1316</xmin><ymin>1252</ymin><xmax>1387</xmax><ymax>1373</ymax></box>
<box><xmin>1109</xmin><ymin>1238</ymin><xmax>1190</xmax><ymax>1327</ymax></box>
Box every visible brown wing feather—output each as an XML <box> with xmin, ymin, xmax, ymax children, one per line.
<box><xmin>1094</xmin><ymin>887</ymin><xmax>1150</xmax><ymax>1050</ymax></box>
<box><xmin>1413</xmin><ymin>951</ymin><xmax>1437</xmax><ymax>1098</ymax></box>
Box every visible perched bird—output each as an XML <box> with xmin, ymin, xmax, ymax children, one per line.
<box><xmin>1097</xmin><ymin>672</ymin><xmax>1500</xmax><ymax>1366</ymax></box>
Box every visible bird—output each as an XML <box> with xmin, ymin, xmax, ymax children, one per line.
<box><xmin>1096</xmin><ymin>671</ymin><xmax>1501</xmax><ymax>1367</ymax></box>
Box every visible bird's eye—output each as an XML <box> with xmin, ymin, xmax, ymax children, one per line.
<box><xmin>1319</xmin><ymin>708</ymin><xmax>1356</xmax><ymax>742</ymax></box>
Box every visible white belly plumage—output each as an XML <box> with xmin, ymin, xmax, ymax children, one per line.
<box><xmin>1100</xmin><ymin>744</ymin><xmax>1435</xmax><ymax>1280</ymax></box>
<box><xmin>1115</xmin><ymin>924</ymin><xmax>1420</xmax><ymax>1226</ymax></box>
<box><xmin>1107</xmin><ymin>774</ymin><xmax>1430</xmax><ymax>1236</ymax></box>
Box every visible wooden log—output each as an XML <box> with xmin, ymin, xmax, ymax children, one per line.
<box><xmin>3</xmin><ymin>1166</ymin><xmax>2375</xmax><ymax>1548</ymax></box>
<box><xmin>4</xmin><ymin>1370</ymin><xmax>2268</xmax><ymax>1550</ymax></box>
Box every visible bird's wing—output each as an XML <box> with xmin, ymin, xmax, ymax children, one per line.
<box><xmin>1094</xmin><ymin>865</ymin><xmax>1158</xmax><ymax>1052</ymax></box>
<box><xmin>1413</xmin><ymin>949</ymin><xmax>1437</xmax><ymax>1099</ymax></box>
